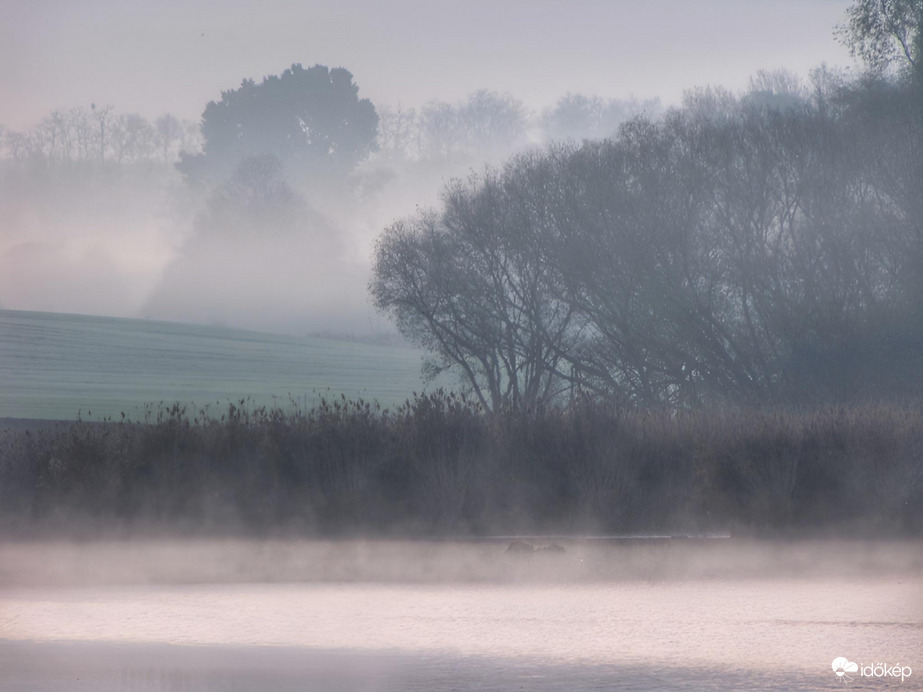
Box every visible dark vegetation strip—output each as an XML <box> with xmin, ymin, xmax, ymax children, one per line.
<box><xmin>1</xmin><ymin>393</ymin><xmax>921</xmax><ymax>537</ymax></box>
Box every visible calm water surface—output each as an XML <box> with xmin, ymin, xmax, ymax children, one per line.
<box><xmin>0</xmin><ymin>539</ymin><xmax>920</xmax><ymax>690</ymax></box>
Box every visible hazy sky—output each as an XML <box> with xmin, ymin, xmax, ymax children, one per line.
<box><xmin>1</xmin><ymin>0</ymin><xmax>860</xmax><ymax>334</ymax></box>
<box><xmin>4</xmin><ymin>0</ymin><xmax>855</xmax><ymax>131</ymax></box>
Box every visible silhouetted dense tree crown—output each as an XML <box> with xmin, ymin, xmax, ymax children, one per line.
<box><xmin>178</xmin><ymin>64</ymin><xmax>378</xmax><ymax>183</ymax></box>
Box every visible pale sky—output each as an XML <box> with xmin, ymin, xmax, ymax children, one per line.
<box><xmin>3</xmin><ymin>0</ymin><xmax>855</xmax><ymax>131</ymax></box>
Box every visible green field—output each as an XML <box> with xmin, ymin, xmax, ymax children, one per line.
<box><xmin>0</xmin><ymin>309</ymin><xmax>429</xmax><ymax>420</ymax></box>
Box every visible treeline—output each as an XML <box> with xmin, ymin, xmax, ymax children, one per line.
<box><xmin>2</xmin><ymin>106</ymin><xmax>202</xmax><ymax>167</ymax></box>
<box><xmin>1</xmin><ymin>395</ymin><xmax>921</xmax><ymax>536</ymax></box>
<box><xmin>372</xmin><ymin>69</ymin><xmax>923</xmax><ymax>409</ymax></box>
<box><xmin>376</xmin><ymin>90</ymin><xmax>660</xmax><ymax>164</ymax></box>
<box><xmin>1</xmin><ymin>86</ymin><xmax>657</xmax><ymax>176</ymax></box>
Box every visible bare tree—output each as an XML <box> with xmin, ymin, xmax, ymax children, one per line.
<box><xmin>69</xmin><ymin>107</ymin><xmax>95</xmax><ymax>162</ymax></box>
<box><xmin>90</xmin><ymin>103</ymin><xmax>114</xmax><ymax>162</ymax></box>
<box><xmin>376</xmin><ymin>103</ymin><xmax>419</xmax><ymax>161</ymax></box>
<box><xmin>541</xmin><ymin>93</ymin><xmax>661</xmax><ymax>143</ymax></box>
<box><xmin>155</xmin><ymin>114</ymin><xmax>184</xmax><ymax>163</ymax></box>
<box><xmin>372</xmin><ymin>76</ymin><xmax>922</xmax><ymax>408</ymax></box>
<box><xmin>111</xmin><ymin>113</ymin><xmax>155</xmax><ymax>163</ymax></box>
<box><xmin>546</xmin><ymin>119</ymin><xmax>717</xmax><ymax>406</ymax></box>
<box><xmin>372</xmin><ymin>149</ymin><xmax>579</xmax><ymax>412</ymax></box>
<box><xmin>417</xmin><ymin>91</ymin><xmax>528</xmax><ymax>163</ymax></box>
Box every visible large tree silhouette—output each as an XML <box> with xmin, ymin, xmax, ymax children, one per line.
<box><xmin>178</xmin><ymin>64</ymin><xmax>378</xmax><ymax>183</ymax></box>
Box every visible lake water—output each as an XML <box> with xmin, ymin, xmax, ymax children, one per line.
<box><xmin>0</xmin><ymin>539</ymin><xmax>920</xmax><ymax>690</ymax></box>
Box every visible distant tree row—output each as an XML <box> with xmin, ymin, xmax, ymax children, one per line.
<box><xmin>176</xmin><ymin>64</ymin><xmax>661</xmax><ymax>187</ymax></box>
<box><xmin>2</xmin><ymin>106</ymin><xmax>202</xmax><ymax>167</ymax></box>
<box><xmin>2</xmin><ymin>64</ymin><xmax>660</xmax><ymax>200</ymax></box>
<box><xmin>372</xmin><ymin>62</ymin><xmax>923</xmax><ymax>410</ymax></box>
<box><xmin>376</xmin><ymin>91</ymin><xmax>660</xmax><ymax>164</ymax></box>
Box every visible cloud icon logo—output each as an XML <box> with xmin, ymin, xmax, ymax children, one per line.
<box><xmin>832</xmin><ymin>657</ymin><xmax>859</xmax><ymax>680</ymax></box>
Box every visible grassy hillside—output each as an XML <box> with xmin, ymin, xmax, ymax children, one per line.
<box><xmin>0</xmin><ymin>309</ymin><xmax>428</xmax><ymax>420</ymax></box>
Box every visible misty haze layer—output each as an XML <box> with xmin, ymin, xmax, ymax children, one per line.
<box><xmin>2</xmin><ymin>1</ymin><xmax>852</xmax><ymax>130</ymax></box>
<box><xmin>0</xmin><ymin>539</ymin><xmax>920</xmax><ymax>691</ymax></box>
<box><xmin>0</xmin><ymin>0</ymin><xmax>855</xmax><ymax>337</ymax></box>
<box><xmin>0</xmin><ymin>154</ymin><xmax>396</xmax><ymax>335</ymax></box>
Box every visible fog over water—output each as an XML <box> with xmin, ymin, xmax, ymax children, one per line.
<box><xmin>0</xmin><ymin>539</ymin><xmax>920</xmax><ymax>690</ymax></box>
